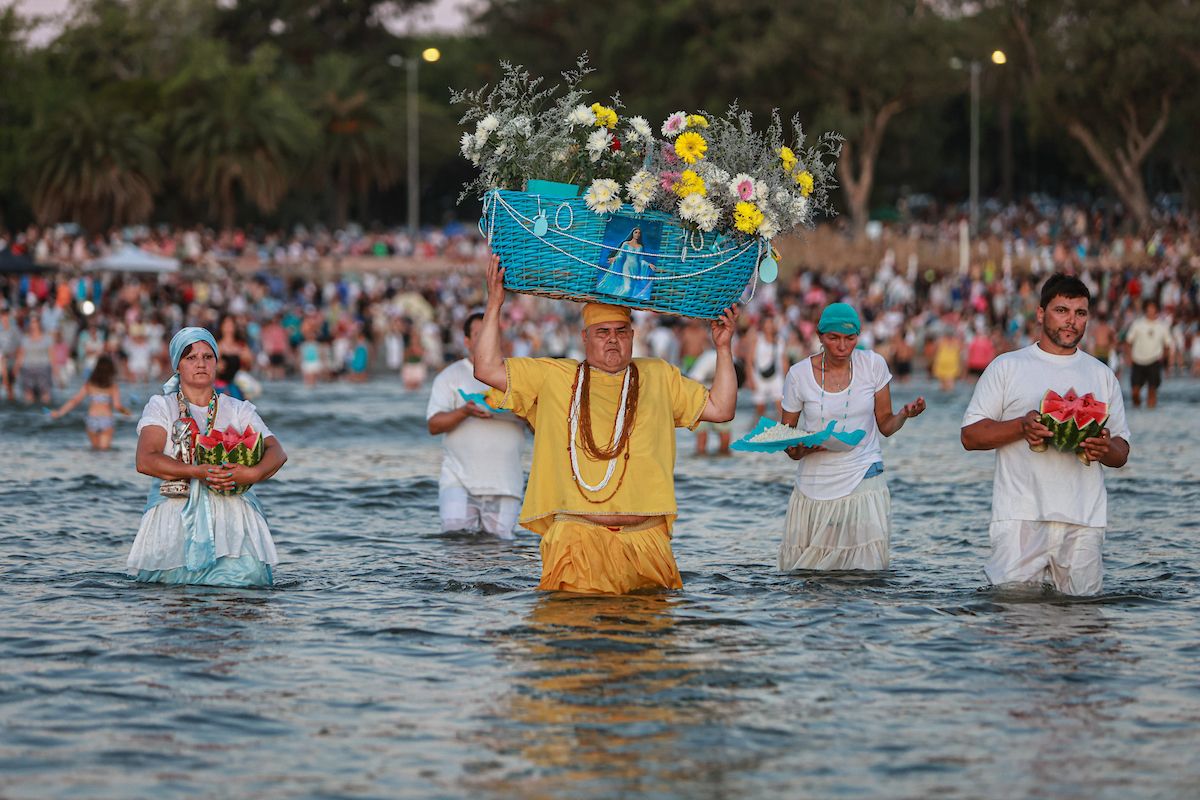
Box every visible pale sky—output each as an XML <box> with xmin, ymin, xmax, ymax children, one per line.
<box><xmin>7</xmin><ymin>0</ymin><xmax>478</xmax><ymax>46</ymax></box>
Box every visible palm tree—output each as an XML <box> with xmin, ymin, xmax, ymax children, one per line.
<box><xmin>166</xmin><ymin>46</ymin><xmax>315</xmax><ymax>228</ymax></box>
<box><xmin>306</xmin><ymin>53</ymin><xmax>403</xmax><ymax>227</ymax></box>
<box><xmin>24</xmin><ymin>99</ymin><xmax>161</xmax><ymax>231</ymax></box>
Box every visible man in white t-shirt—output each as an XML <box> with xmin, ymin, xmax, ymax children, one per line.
<box><xmin>961</xmin><ymin>274</ymin><xmax>1131</xmax><ymax>596</ymax></box>
<box><xmin>426</xmin><ymin>312</ymin><xmax>527</xmax><ymax>538</ymax></box>
<box><xmin>1124</xmin><ymin>299</ymin><xmax>1172</xmax><ymax>409</ymax></box>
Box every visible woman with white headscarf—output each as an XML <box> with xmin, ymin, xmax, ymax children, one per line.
<box><xmin>129</xmin><ymin>327</ymin><xmax>287</xmax><ymax>586</ymax></box>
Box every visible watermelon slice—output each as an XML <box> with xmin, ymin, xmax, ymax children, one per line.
<box><xmin>195</xmin><ymin>424</ymin><xmax>266</xmax><ymax>494</ymax></box>
<box><xmin>1030</xmin><ymin>387</ymin><xmax>1108</xmax><ymax>465</ymax></box>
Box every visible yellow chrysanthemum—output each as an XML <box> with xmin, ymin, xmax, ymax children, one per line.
<box><xmin>686</xmin><ymin>114</ymin><xmax>709</xmax><ymax>129</ymax></box>
<box><xmin>779</xmin><ymin>146</ymin><xmax>797</xmax><ymax>173</ymax></box>
<box><xmin>590</xmin><ymin>103</ymin><xmax>618</xmax><ymax>128</ymax></box>
<box><xmin>674</xmin><ymin>131</ymin><xmax>708</xmax><ymax>164</ymax></box>
<box><xmin>734</xmin><ymin>201</ymin><xmax>764</xmax><ymax>234</ymax></box>
<box><xmin>674</xmin><ymin>169</ymin><xmax>707</xmax><ymax>198</ymax></box>
<box><xmin>795</xmin><ymin>170</ymin><xmax>814</xmax><ymax>197</ymax></box>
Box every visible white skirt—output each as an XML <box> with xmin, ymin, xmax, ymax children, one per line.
<box><xmin>127</xmin><ymin>495</ymin><xmax>278</xmax><ymax>572</ymax></box>
<box><xmin>779</xmin><ymin>475</ymin><xmax>891</xmax><ymax>571</ymax></box>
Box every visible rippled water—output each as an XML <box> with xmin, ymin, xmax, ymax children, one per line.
<box><xmin>2</xmin><ymin>375</ymin><xmax>1199</xmax><ymax>798</ymax></box>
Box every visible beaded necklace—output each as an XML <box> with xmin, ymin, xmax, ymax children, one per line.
<box><xmin>817</xmin><ymin>351</ymin><xmax>853</xmax><ymax>428</ymax></box>
<box><xmin>567</xmin><ymin>362</ymin><xmax>635</xmax><ymax>502</ymax></box>
<box><xmin>176</xmin><ymin>390</ymin><xmax>219</xmax><ymax>455</ymax></box>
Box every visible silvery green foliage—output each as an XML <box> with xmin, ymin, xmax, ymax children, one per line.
<box><xmin>451</xmin><ymin>55</ymin><xmax>649</xmax><ymax>204</ymax></box>
<box><xmin>645</xmin><ymin>105</ymin><xmax>843</xmax><ymax>235</ymax></box>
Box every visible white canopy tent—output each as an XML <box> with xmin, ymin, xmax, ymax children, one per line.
<box><xmin>86</xmin><ymin>245</ymin><xmax>180</xmax><ymax>273</ymax></box>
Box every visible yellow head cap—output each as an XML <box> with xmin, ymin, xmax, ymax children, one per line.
<box><xmin>581</xmin><ymin>303</ymin><xmax>632</xmax><ymax>329</ymax></box>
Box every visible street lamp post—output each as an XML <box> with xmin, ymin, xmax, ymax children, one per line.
<box><xmin>952</xmin><ymin>50</ymin><xmax>1006</xmax><ymax>235</ymax></box>
<box><xmin>969</xmin><ymin>60</ymin><xmax>981</xmax><ymax>233</ymax></box>
<box><xmin>406</xmin><ymin>56</ymin><xmax>419</xmax><ymax>239</ymax></box>
<box><xmin>390</xmin><ymin>47</ymin><xmax>441</xmax><ymax>240</ymax></box>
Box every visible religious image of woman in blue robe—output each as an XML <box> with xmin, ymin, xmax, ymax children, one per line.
<box><xmin>595</xmin><ymin>226</ymin><xmax>657</xmax><ymax>301</ymax></box>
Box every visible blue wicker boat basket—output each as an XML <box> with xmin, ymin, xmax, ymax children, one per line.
<box><xmin>480</xmin><ymin>187</ymin><xmax>767</xmax><ymax>319</ymax></box>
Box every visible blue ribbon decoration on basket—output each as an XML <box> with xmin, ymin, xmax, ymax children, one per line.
<box><xmin>731</xmin><ymin>418</ymin><xmax>867</xmax><ymax>453</ymax></box>
<box><xmin>480</xmin><ymin>187</ymin><xmax>772</xmax><ymax>319</ymax></box>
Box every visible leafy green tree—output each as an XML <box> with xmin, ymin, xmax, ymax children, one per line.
<box><xmin>744</xmin><ymin>0</ymin><xmax>960</xmax><ymax>232</ymax></box>
<box><xmin>1011</xmin><ymin>0</ymin><xmax>1198</xmax><ymax>227</ymax></box>
<box><xmin>164</xmin><ymin>41</ymin><xmax>316</xmax><ymax>228</ymax></box>
<box><xmin>24</xmin><ymin>99</ymin><xmax>161</xmax><ymax>230</ymax></box>
<box><xmin>304</xmin><ymin>52</ymin><xmax>403</xmax><ymax>227</ymax></box>
<box><xmin>0</xmin><ymin>7</ymin><xmax>35</xmax><ymax>230</ymax></box>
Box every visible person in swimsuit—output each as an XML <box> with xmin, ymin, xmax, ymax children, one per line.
<box><xmin>50</xmin><ymin>355</ymin><xmax>130</xmax><ymax>450</ymax></box>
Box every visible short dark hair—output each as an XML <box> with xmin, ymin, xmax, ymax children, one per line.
<box><xmin>463</xmin><ymin>312</ymin><xmax>485</xmax><ymax>339</ymax></box>
<box><xmin>1039</xmin><ymin>273</ymin><xmax>1091</xmax><ymax>309</ymax></box>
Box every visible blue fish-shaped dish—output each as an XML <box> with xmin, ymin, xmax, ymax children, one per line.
<box><xmin>458</xmin><ymin>389</ymin><xmax>509</xmax><ymax>414</ymax></box>
<box><xmin>730</xmin><ymin>417</ymin><xmax>866</xmax><ymax>453</ymax></box>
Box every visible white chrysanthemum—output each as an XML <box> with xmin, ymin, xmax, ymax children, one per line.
<box><xmin>459</xmin><ymin>132</ymin><xmax>475</xmax><ymax>158</ymax></box>
<box><xmin>791</xmin><ymin>195</ymin><xmax>810</xmax><ymax>219</ymax></box>
<box><xmin>626</xmin><ymin>169</ymin><xmax>656</xmax><ymax>195</ymax></box>
<box><xmin>568</xmin><ymin>104</ymin><xmax>596</xmax><ymax>127</ymax></box>
<box><xmin>586</xmin><ymin>128</ymin><xmax>612</xmax><ymax>162</ymax></box>
<box><xmin>585</xmin><ymin>179</ymin><xmax>623</xmax><ymax>214</ymax></box>
<box><xmin>625</xmin><ymin>170</ymin><xmax>657</xmax><ymax>212</ymax></box>
<box><xmin>753</xmin><ymin>181</ymin><xmax>770</xmax><ymax>203</ymax></box>
<box><xmin>661</xmin><ymin>111</ymin><xmax>687</xmax><ymax>137</ymax></box>
<box><xmin>694</xmin><ymin>201</ymin><xmax>720</xmax><ymax>232</ymax></box>
<box><xmin>758</xmin><ymin>212</ymin><xmax>780</xmax><ymax>240</ymax></box>
<box><xmin>629</xmin><ymin>191</ymin><xmax>654</xmax><ymax>213</ymax></box>
<box><xmin>627</xmin><ymin>116</ymin><xmax>652</xmax><ymax>143</ymax></box>
<box><xmin>473</xmin><ymin>121</ymin><xmax>491</xmax><ymax>148</ymax></box>
<box><xmin>507</xmin><ymin>115</ymin><xmax>532</xmax><ymax>138</ymax></box>
<box><xmin>679</xmin><ymin>194</ymin><xmax>719</xmax><ymax>232</ymax></box>
<box><xmin>479</xmin><ymin>114</ymin><xmax>500</xmax><ymax>133</ymax></box>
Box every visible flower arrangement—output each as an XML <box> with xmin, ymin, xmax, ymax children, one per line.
<box><xmin>451</xmin><ymin>57</ymin><xmax>654</xmax><ymax>206</ymax></box>
<box><xmin>453</xmin><ymin>57</ymin><xmax>841</xmax><ymax>243</ymax></box>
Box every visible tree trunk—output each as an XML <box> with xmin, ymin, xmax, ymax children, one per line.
<box><xmin>838</xmin><ymin>99</ymin><xmax>903</xmax><ymax>236</ymax></box>
<box><xmin>334</xmin><ymin>168</ymin><xmax>350</xmax><ymax>229</ymax></box>
<box><xmin>1064</xmin><ymin>95</ymin><xmax>1170</xmax><ymax>230</ymax></box>
<box><xmin>220</xmin><ymin>177</ymin><xmax>236</xmax><ymax>231</ymax></box>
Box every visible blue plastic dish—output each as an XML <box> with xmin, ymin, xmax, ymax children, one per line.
<box><xmin>458</xmin><ymin>389</ymin><xmax>508</xmax><ymax>413</ymax></box>
<box><xmin>731</xmin><ymin>417</ymin><xmax>866</xmax><ymax>453</ymax></box>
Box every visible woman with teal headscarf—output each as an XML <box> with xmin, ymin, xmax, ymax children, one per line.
<box><xmin>776</xmin><ymin>303</ymin><xmax>926</xmax><ymax>572</ymax></box>
<box><xmin>127</xmin><ymin>327</ymin><xmax>288</xmax><ymax>586</ymax></box>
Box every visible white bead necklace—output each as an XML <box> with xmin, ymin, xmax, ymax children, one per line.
<box><xmin>568</xmin><ymin>364</ymin><xmax>632</xmax><ymax>492</ymax></box>
<box><xmin>818</xmin><ymin>351</ymin><xmax>853</xmax><ymax>428</ymax></box>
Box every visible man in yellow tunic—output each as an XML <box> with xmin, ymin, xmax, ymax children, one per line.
<box><xmin>473</xmin><ymin>253</ymin><xmax>739</xmax><ymax>594</ymax></box>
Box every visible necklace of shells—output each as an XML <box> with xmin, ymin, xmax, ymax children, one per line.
<box><xmin>567</xmin><ymin>361</ymin><xmax>639</xmax><ymax>499</ymax></box>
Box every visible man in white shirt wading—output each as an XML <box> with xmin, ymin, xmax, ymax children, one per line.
<box><xmin>961</xmin><ymin>274</ymin><xmax>1131</xmax><ymax>596</ymax></box>
<box><xmin>426</xmin><ymin>312</ymin><xmax>527</xmax><ymax>539</ymax></box>
<box><xmin>1124</xmin><ymin>299</ymin><xmax>1172</xmax><ymax>409</ymax></box>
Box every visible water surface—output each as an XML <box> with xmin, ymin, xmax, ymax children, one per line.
<box><xmin>2</xmin><ymin>376</ymin><xmax>1198</xmax><ymax>798</ymax></box>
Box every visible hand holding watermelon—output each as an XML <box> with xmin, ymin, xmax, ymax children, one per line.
<box><xmin>195</xmin><ymin>425</ymin><xmax>265</xmax><ymax>494</ymax></box>
<box><xmin>1029</xmin><ymin>388</ymin><xmax>1109</xmax><ymax>465</ymax></box>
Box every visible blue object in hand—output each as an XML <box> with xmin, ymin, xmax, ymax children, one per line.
<box><xmin>458</xmin><ymin>389</ymin><xmax>507</xmax><ymax>413</ymax></box>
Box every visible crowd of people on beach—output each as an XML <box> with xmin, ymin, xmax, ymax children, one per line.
<box><xmin>1</xmin><ymin>220</ymin><xmax>489</xmax><ymax>270</ymax></box>
<box><xmin>2</xmin><ymin>204</ymin><xmax>1195</xmax><ymax>418</ymax></box>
